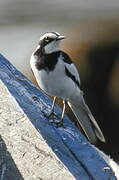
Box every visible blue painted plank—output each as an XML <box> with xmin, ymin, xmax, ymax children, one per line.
<box><xmin>0</xmin><ymin>54</ymin><xmax>117</xmax><ymax>180</ymax></box>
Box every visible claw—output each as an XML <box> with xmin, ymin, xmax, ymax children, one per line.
<box><xmin>45</xmin><ymin>111</ymin><xmax>58</xmax><ymax>118</ymax></box>
<box><xmin>49</xmin><ymin>119</ymin><xmax>65</xmax><ymax>128</ymax></box>
<box><xmin>42</xmin><ymin>97</ymin><xmax>66</xmax><ymax>128</ymax></box>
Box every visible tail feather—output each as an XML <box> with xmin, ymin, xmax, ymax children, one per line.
<box><xmin>68</xmin><ymin>92</ymin><xmax>105</xmax><ymax>144</ymax></box>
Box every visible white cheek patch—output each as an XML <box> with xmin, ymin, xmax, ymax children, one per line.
<box><xmin>44</xmin><ymin>41</ymin><xmax>59</xmax><ymax>54</ymax></box>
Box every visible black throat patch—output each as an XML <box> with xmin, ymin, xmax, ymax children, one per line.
<box><xmin>34</xmin><ymin>49</ymin><xmax>60</xmax><ymax>72</ymax></box>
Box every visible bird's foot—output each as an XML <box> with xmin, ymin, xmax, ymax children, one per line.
<box><xmin>49</xmin><ymin>119</ymin><xmax>65</xmax><ymax>128</ymax></box>
<box><xmin>43</xmin><ymin>110</ymin><xmax>58</xmax><ymax>119</ymax></box>
<box><xmin>42</xmin><ymin>110</ymin><xmax>65</xmax><ymax>128</ymax></box>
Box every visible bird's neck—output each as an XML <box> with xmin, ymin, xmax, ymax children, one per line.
<box><xmin>44</xmin><ymin>42</ymin><xmax>60</xmax><ymax>54</ymax></box>
<box><xmin>34</xmin><ymin>44</ymin><xmax>60</xmax><ymax>57</ymax></box>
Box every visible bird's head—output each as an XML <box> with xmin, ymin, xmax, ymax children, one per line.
<box><xmin>38</xmin><ymin>32</ymin><xmax>65</xmax><ymax>54</ymax></box>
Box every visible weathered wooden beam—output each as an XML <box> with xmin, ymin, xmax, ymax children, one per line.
<box><xmin>0</xmin><ymin>54</ymin><xmax>118</xmax><ymax>179</ymax></box>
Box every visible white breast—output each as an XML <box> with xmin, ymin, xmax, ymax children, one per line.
<box><xmin>30</xmin><ymin>54</ymin><xmax>48</xmax><ymax>91</ymax></box>
<box><xmin>30</xmin><ymin>54</ymin><xmax>80</xmax><ymax>100</ymax></box>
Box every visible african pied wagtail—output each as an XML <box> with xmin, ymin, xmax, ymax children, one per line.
<box><xmin>30</xmin><ymin>32</ymin><xmax>105</xmax><ymax>143</ymax></box>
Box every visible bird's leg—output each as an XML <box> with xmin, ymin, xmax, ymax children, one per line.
<box><xmin>45</xmin><ymin>96</ymin><xmax>58</xmax><ymax>119</ymax></box>
<box><xmin>49</xmin><ymin>96</ymin><xmax>57</xmax><ymax>117</ymax></box>
<box><xmin>48</xmin><ymin>99</ymin><xmax>66</xmax><ymax>127</ymax></box>
<box><xmin>54</xmin><ymin>100</ymin><xmax>67</xmax><ymax>127</ymax></box>
<box><xmin>60</xmin><ymin>100</ymin><xmax>66</xmax><ymax>124</ymax></box>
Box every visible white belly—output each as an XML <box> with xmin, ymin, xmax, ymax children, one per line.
<box><xmin>30</xmin><ymin>55</ymin><xmax>78</xmax><ymax>100</ymax></box>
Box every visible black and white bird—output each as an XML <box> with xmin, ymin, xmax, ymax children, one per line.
<box><xmin>30</xmin><ymin>32</ymin><xmax>105</xmax><ymax>143</ymax></box>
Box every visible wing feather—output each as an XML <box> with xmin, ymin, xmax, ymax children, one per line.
<box><xmin>65</xmin><ymin>63</ymin><xmax>80</xmax><ymax>85</ymax></box>
<box><xmin>60</xmin><ymin>51</ymin><xmax>80</xmax><ymax>85</ymax></box>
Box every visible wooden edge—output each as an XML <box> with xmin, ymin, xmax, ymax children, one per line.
<box><xmin>0</xmin><ymin>54</ymin><xmax>117</xmax><ymax>179</ymax></box>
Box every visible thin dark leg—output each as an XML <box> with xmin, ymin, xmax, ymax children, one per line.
<box><xmin>46</xmin><ymin>96</ymin><xmax>57</xmax><ymax>118</ymax></box>
<box><xmin>50</xmin><ymin>96</ymin><xmax>57</xmax><ymax>114</ymax></box>
<box><xmin>48</xmin><ymin>99</ymin><xmax>66</xmax><ymax>127</ymax></box>
<box><xmin>60</xmin><ymin>100</ymin><xmax>66</xmax><ymax>124</ymax></box>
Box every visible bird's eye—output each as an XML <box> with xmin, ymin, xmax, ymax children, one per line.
<box><xmin>45</xmin><ymin>37</ymin><xmax>50</xmax><ymax>42</ymax></box>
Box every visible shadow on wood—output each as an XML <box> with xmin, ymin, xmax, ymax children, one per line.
<box><xmin>0</xmin><ymin>135</ymin><xmax>24</xmax><ymax>180</ymax></box>
<box><xmin>0</xmin><ymin>54</ymin><xmax>117</xmax><ymax>179</ymax></box>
